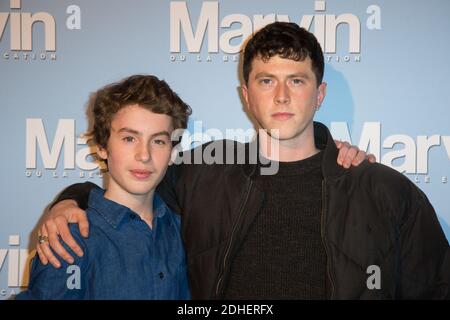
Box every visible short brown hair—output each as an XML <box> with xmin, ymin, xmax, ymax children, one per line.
<box><xmin>89</xmin><ymin>74</ymin><xmax>191</xmax><ymax>149</ymax></box>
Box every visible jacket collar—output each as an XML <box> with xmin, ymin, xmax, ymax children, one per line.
<box><xmin>314</xmin><ymin>121</ymin><xmax>347</xmax><ymax>180</ymax></box>
<box><xmin>242</xmin><ymin>135</ymin><xmax>260</xmax><ymax>178</ymax></box>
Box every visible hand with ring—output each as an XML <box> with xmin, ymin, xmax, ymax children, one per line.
<box><xmin>36</xmin><ymin>199</ymin><xmax>88</xmax><ymax>268</ymax></box>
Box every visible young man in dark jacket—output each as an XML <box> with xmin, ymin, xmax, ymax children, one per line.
<box><xmin>34</xmin><ymin>22</ymin><xmax>449</xmax><ymax>299</ymax></box>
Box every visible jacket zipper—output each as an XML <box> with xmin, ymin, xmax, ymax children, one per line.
<box><xmin>321</xmin><ymin>179</ymin><xmax>335</xmax><ymax>299</ymax></box>
<box><xmin>215</xmin><ymin>178</ymin><xmax>253</xmax><ymax>298</ymax></box>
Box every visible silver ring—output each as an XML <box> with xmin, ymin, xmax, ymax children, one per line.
<box><xmin>38</xmin><ymin>235</ymin><xmax>48</xmax><ymax>244</ymax></box>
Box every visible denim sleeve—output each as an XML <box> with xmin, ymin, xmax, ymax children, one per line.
<box><xmin>16</xmin><ymin>226</ymin><xmax>89</xmax><ymax>300</ymax></box>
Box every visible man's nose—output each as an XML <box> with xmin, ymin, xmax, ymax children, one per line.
<box><xmin>274</xmin><ymin>82</ymin><xmax>290</xmax><ymax>104</ymax></box>
<box><xmin>135</xmin><ymin>142</ymin><xmax>151</xmax><ymax>162</ymax></box>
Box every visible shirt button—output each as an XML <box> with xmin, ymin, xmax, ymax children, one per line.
<box><xmin>159</xmin><ymin>272</ymin><xmax>164</xmax><ymax>279</ymax></box>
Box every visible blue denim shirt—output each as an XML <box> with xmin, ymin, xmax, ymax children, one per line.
<box><xmin>17</xmin><ymin>188</ymin><xmax>190</xmax><ymax>300</ymax></box>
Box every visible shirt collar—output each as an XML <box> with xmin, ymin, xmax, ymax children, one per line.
<box><xmin>88</xmin><ymin>188</ymin><xmax>169</xmax><ymax>229</ymax></box>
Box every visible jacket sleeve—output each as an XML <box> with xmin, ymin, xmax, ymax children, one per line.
<box><xmin>52</xmin><ymin>182</ymin><xmax>100</xmax><ymax>210</ymax></box>
<box><xmin>397</xmin><ymin>187</ymin><xmax>450</xmax><ymax>299</ymax></box>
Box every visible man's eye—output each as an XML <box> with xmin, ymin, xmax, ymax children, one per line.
<box><xmin>122</xmin><ymin>136</ymin><xmax>135</xmax><ymax>143</ymax></box>
<box><xmin>292</xmin><ymin>79</ymin><xmax>304</xmax><ymax>85</ymax></box>
<box><xmin>153</xmin><ymin>139</ymin><xmax>167</xmax><ymax>145</ymax></box>
<box><xmin>259</xmin><ymin>78</ymin><xmax>272</xmax><ymax>85</ymax></box>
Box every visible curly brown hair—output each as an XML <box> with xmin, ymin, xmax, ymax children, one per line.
<box><xmin>89</xmin><ymin>74</ymin><xmax>192</xmax><ymax>149</ymax></box>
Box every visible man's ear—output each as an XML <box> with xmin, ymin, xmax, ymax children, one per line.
<box><xmin>242</xmin><ymin>84</ymin><xmax>250</xmax><ymax>110</ymax></box>
<box><xmin>317</xmin><ymin>82</ymin><xmax>327</xmax><ymax>107</ymax></box>
<box><xmin>97</xmin><ymin>145</ymin><xmax>108</xmax><ymax>160</ymax></box>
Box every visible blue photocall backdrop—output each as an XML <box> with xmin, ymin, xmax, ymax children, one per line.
<box><xmin>1</xmin><ymin>0</ymin><xmax>449</xmax><ymax>299</ymax></box>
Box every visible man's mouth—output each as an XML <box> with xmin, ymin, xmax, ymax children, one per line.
<box><xmin>271</xmin><ymin>112</ymin><xmax>294</xmax><ymax>121</ymax></box>
<box><xmin>129</xmin><ymin>169</ymin><xmax>152</xmax><ymax>179</ymax></box>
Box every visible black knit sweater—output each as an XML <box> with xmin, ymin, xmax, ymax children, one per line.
<box><xmin>224</xmin><ymin>151</ymin><xmax>327</xmax><ymax>299</ymax></box>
